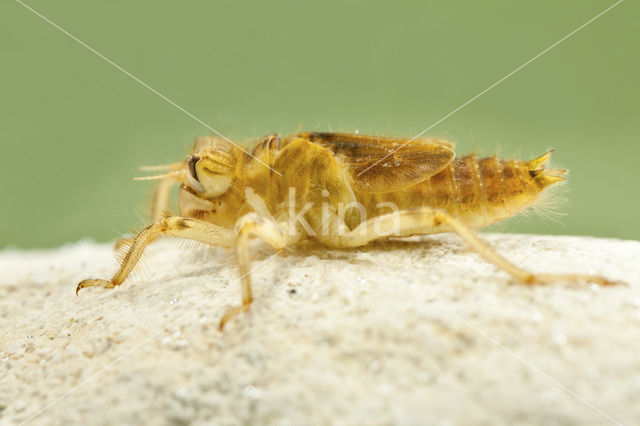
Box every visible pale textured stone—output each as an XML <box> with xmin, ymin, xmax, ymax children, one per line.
<box><xmin>1</xmin><ymin>234</ymin><xmax>639</xmax><ymax>425</ymax></box>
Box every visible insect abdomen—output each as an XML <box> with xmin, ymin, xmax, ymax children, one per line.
<box><xmin>425</xmin><ymin>154</ymin><xmax>496</xmax><ymax>227</ymax></box>
<box><xmin>361</xmin><ymin>151</ymin><xmax>562</xmax><ymax>231</ymax></box>
<box><xmin>429</xmin><ymin>154</ymin><xmax>557</xmax><ymax>227</ymax></box>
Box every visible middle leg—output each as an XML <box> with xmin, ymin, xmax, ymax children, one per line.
<box><xmin>219</xmin><ymin>212</ymin><xmax>293</xmax><ymax>330</ymax></box>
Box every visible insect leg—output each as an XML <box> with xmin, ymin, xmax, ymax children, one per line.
<box><xmin>112</xmin><ymin>171</ymin><xmax>181</xmax><ymax>250</ymax></box>
<box><xmin>76</xmin><ymin>216</ymin><xmax>234</xmax><ymax>294</ymax></box>
<box><xmin>114</xmin><ymin>235</ymin><xmax>135</xmax><ymax>252</ymax></box>
<box><xmin>219</xmin><ymin>212</ymin><xmax>291</xmax><ymax>331</ymax></box>
<box><xmin>150</xmin><ymin>176</ymin><xmax>177</xmax><ymax>221</ymax></box>
<box><xmin>327</xmin><ymin>208</ymin><xmax>621</xmax><ymax>286</ymax></box>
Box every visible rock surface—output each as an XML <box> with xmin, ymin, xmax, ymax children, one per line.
<box><xmin>1</xmin><ymin>233</ymin><xmax>639</xmax><ymax>425</ymax></box>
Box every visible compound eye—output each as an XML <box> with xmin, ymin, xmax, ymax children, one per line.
<box><xmin>186</xmin><ymin>154</ymin><xmax>205</xmax><ymax>192</ymax></box>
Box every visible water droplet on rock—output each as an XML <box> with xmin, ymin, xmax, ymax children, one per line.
<box><xmin>418</xmin><ymin>370</ymin><xmax>435</xmax><ymax>384</ymax></box>
<box><xmin>242</xmin><ymin>385</ymin><xmax>261</xmax><ymax>399</ymax></box>
<box><xmin>174</xmin><ymin>387</ymin><xmax>188</xmax><ymax>399</ymax></box>
<box><xmin>585</xmin><ymin>365</ymin><xmax>600</xmax><ymax>379</ymax></box>
<box><xmin>552</xmin><ymin>332</ymin><xmax>567</xmax><ymax>346</ymax></box>
<box><xmin>377</xmin><ymin>383</ymin><xmax>392</xmax><ymax>395</ymax></box>
<box><xmin>170</xmin><ymin>298</ymin><xmax>178</xmax><ymax>305</ymax></box>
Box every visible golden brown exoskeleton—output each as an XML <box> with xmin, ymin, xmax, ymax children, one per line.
<box><xmin>76</xmin><ymin>132</ymin><xmax>623</xmax><ymax>329</ymax></box>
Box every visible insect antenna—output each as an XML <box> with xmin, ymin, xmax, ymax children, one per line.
<box><xmin>138</xmin><ymin>163</ymin><xmax>181</xmax><ymax>172</ymax></box>
<box><xmin>133</xmin><ymin>170</ymin><xmax>186</xmax><ymax>181</ymax></box>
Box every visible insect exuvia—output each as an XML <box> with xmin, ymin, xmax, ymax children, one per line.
<box><xmin>76</xmin><ymin>132</ymin><xmax>623</xmax><ymax>329</ymax></box>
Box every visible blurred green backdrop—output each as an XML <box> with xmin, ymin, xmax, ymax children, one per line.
<box><xmin>1</xmin><ymin>0</ymin><xmax>638</xmax><ymax>249</ymax></box>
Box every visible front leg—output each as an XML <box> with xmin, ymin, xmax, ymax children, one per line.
<box><xmin>150</xmin><ymin>176</ymin><xmax>178</xmax><ymax>221</ymax></box>
<box><xmin>114</xmin><ymin>172</ymin><xmax>179</xmax><ymax>251</ymax></box>
<box><xmin>219</xmin><ymin>212</ymin><xmax>291</xmax><ymax>330</ymax></box>
<box><xmin>76</xmin><ymin>216</ymin><xmax>234</xmax><ymax>294</ymax></box>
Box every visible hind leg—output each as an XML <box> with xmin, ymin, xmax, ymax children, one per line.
<box><xmin>320</xmin><ymin>207</ymin><xmax>622</xmax><ymax>286</ymax></box>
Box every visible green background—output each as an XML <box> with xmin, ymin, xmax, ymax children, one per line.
<box><xmin>1</xmin><ymin>0</ymin><xmax>638</xmax><ymax>249</ymax></box>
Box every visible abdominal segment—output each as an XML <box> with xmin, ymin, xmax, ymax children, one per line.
<box><xmin>360</xmin><ymin>155</ymin><xmax>543</xmax><ymax>231</ymax></box>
